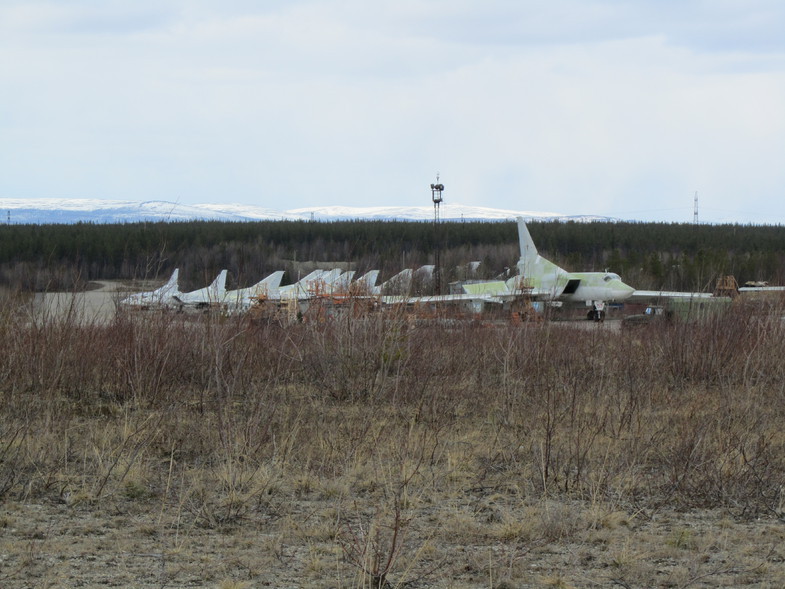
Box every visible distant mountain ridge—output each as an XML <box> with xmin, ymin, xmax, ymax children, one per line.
<box><xmin>0</xmin><ymin>199</ymin><xmax>612</xmax><ymax>224</ymax></box>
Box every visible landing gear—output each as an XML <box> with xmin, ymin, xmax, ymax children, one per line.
<box><xmin>587</xmin><ymin>308</ymin><xmax>605</xmax><ymax>322</ymax></box>
<box><xmin>587</xmin><ymin>301</ymin><xmax>606</xmax><ymax>322</ymax></box>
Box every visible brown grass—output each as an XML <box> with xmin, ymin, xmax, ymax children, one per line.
<box><xmin>2</xmin><ymin>295</ymin><xmax>785</xmax><ymax>587</ymax></box>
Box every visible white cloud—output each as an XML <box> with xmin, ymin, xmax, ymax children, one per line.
<box><xmin>1</xmin><ymin>1</ymin><xmax>784</xmax><ymax>222</ymax></box>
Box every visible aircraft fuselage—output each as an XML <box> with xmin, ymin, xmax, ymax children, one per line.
<box><xmin>559</xmin><ymin>272</ymin><xmax>635</xmax><ymax>304</ymax></box>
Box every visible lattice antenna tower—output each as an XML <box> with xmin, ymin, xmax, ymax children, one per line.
<box><xmin>693</xmin><ymin>191</ymin><xmax>699</xmax><ymax>225</ymax></box>
<box><xmin>430</xmin><ymin>174</ymin><xmax>445</xmax><ymax>295</ymax></box>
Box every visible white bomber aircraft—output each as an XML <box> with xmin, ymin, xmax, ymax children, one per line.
<box><xmin>276</xmin><ymin>269</ymin><xmax>337</xmax><ymax>299</ymax></box>
<box><xmin>173</xmin><ymin>270</ymin><xmax>228</xmax><ymax>308</ymax></box>
<box><xmin>464</xmin><ymin>217</ymin><xmax>730</xmax><ymax>318</ymax></box>
<box><xmin>332</xmin><ymin>270</ymin><xmax>356</xmax><ymax>293</ymax></box>
<box><xmin>513</xmin><ymin>217</ymin><xmax>635</xmax><ymax>318</ymax></box>
<box><xmin>513</xmin><ymin>218</ymin><xmax>722</xmax><ymax>305</ymax></box>
<box><xmin>353</xmin><ymin>270</ymin><xmax>380</xmax><ymax>295</ymax></box>
<box><xmin>275</xmin><ymin>269</ymin><xmax>324</xmax><ymax>298</ymax></box>
<box><xmin>375</xmin><ymin>268</ymin><xmax>413</xmax><ymax>296</ymax></box>
<box><xmin>121</xmin><ymin>269</ymin><xmax>182</xmax><ymax>308</ymax></box>
<box><xmin>223</xmin><ymin>271</ymin><xmax>285</xmax><ymax>312</ymax></box>
<box><xmin>382</xmin><ymin>218</ymin><xmax>638</xmax><ymax>319</ymax></box>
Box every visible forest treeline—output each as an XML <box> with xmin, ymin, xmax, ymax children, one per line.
<box><xmin>1</xmin><ymin>219</ymin><xmax>784</xmax><ymax>292</ymax></box>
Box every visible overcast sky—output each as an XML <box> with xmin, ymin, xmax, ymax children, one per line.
<box><xmin>2</xmin><ymin>1</ymin><xmax>785</xmax><ymax>223</ymax></box>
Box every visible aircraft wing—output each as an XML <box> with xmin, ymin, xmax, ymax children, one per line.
<box><xmin>381</xmin><ymin>293</ymin><xmax>506</xmax><ymax>306</ymax></box>
<box><xmin>446</xmin><ymin>281</ymin><xmax>558</xmax><ymax>302</ymax></box>
<box><xmin>629</xmin><ymin>284</ymin><xmax>785</xmax><ymax>303</ymax></box>
<box><xmin>738</xmin><ymin>286</ymin><xmax>785</xmax><ymax>293</ymax></box>
<box><xmin>628</xmin><ymin>290</ymin><xmax>715</xmax><ymax>301</ymax></box>
<box><xmin>524</xmin><ymin>287</ymin><xmax>565</xmax><ymax>300</ymax></box>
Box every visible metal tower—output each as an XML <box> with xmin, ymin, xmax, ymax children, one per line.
<box><xmin>693</xmin><ymin>191</ymin><xmax>698</xmax><ymax>225</ymax></box>
<box><xmin>430</xmin><ymin>175</ymin><xmax>444</xmax><ymax>295</ymax></box>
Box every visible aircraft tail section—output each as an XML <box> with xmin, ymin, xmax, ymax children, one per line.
<box><xmin>515</xmin><ymin>216</ymin><xmax>569</xmax><ymax>293</ymax></box>
<box><xmin>320</xmin><ymin>269</ymin><xmax>342</xmax><ymax>288</ymax></box>
<box><xmin>356</xmin><ymin>270</ymin><xmax>379</xmax><ymax>292</ymax></box>
<box><xmin>334</xmin><ymin>270</ymin><xmax>356</xmax><ymax>292</ymax></box>
<box><xmin>165</xmin><ymin>268</ymin><xmax>179</xmax><ymax>290</ymax></box>
<box><xmin>121</xmin><ymin>268</ymin><xmax>181</xmax><ymax>306</ymax></box>
<box><xmin>516</xmin><ymin>217</ymin><xmax>538</xmax><ymax>263</ymax></box>
<box><xmin>279</xmin><ymin>270</ymin><xmax>324</xmax><ymax>297</ymax></box>
<box><xmin>209</xmin><ymin>270</ymin><xmax>228</xmax><ymax>301</ymax></box>
<box><xmin>159</xmin><ymin>268</ymin><xmax>181</xmax><ymax>300</ymax></box>
<box><xmin>214</xmin><ymin>270</ymin><xmax>227</xmax><ymax>291</ymax></box>
<box><xmin>260</xmin><ymin>270</ymin><xmax>284</xmax><ymax>290</ymax></box>
<box><xmin>376</xmin><ymin>268</ymin><xmax>413</xmax><ymax>296</ymax></box>
<box><xmin>243</xmin><ymin>270</ymin><xmax>285</xmax><ymax>299</ymax></box>
<box><xmin>297</xmin><ymin>270</ymin><xmax>325</xmax><ymax>286</ymax></box>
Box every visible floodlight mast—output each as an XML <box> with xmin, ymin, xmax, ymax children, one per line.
<box><xmin>430</xmin><ymin>175</ymin><xmax>444</xmax><ymax>295</ymax></box>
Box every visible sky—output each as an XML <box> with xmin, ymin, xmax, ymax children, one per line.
<box><xmin>2</xmin><ymin>1</ymin><xmax>785</xmax><ymax>224</ymax></box>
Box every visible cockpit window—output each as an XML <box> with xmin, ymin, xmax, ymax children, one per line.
<box><xmin>604</xmin><ymin>273</ymin><xmax>621</xmax><ymax>282</ymax></box>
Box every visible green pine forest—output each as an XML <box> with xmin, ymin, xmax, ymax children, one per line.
<box><xmin>1</xmin><ymin>219</ymin><xmax>784</xmax><ymax>292</ymax></box>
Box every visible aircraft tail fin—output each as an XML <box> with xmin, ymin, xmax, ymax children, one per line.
<box><xmin>377</xmin><ymin>268</ymin><xmax>413</xmax><ymax>296</ymax></box>
<box><xmin>260</xmin><ymin>270</ymin><xmax>284</xmax><ymax>289</ymax></box>
<box><xmin>298</xmin><ymin>270</ymin><xmax>324</xmax><ymax>286</ymax></box>
<box><xmin>516</xmin><ymin>217</ymin><xmax>538</xmax><ymax>263</ymax></box>
<box><xmin>335</xmin><ymin>270</ymin><xmax>356</xmax><ymax>291</ymax></box>
<box><xmin>358</xmin><ymin>270</ymin><xmax>379</xmax><ymax>290</ymax></box>
<box><xmin>210</xmin><ymin>270</ymin><xmax>228</xmax><ymax>298</ymax></box>
<box><xmin>320</xmin><ymin>269</ymin><xmax>342</xmax><ymax>286</ymax></box>
<box><xmin>166</xmin><ymin>268</ymin><xmax>179</xmax><ymax>288</ymax></box>
<box><xmin>156</xmin><ymin>268</ymin><xmax>180</xmax><ymax>297</ymax></box>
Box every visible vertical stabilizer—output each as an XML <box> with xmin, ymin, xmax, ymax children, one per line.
<box><xmin>120</xmin><ymin>268</ymin><xmax>181</xmax><ymax>306</ymax></box>
<box><xmin>210</xmin><ymin>270</ymin><xmax>228</xmax><ymax>301</ymax></box>
<box><xmin>514</xmin><ymin>216</ymin><xmax>567</xmax><ymax>291</ymax></box>
<box><xmin>356</xmin><ymin>270</ymin><xmax>379</xmax><ymax>291</ymax></box>
<box><xmin>213</xmin><ymin>270</ymin><xmax>227</xmax><ymax>290</ymax></box>
<box><xmin>376</xmin><ymin>268</ymin><xmax>413</xmax><ymax>296</ymax></box>
<box><xmin>319</xmin><ymin>269</ymin><xmax>342</xmax><ymax>289</ymax></box>
<box><xmin>516</xmin><ymin>217</ymin><xmax>538</xmax><ymax>263</ymax></box>
<box><xmin>160</xmin><ymin>268</ymin><xmax>180</xmax><ymax>300</ymax></box>
<box><xmin>334</xmin><ymin>270</ymin><xmax>356</xmax><ymax>292</ymax></box>
<box><xmin>166</xmin><ymin>269</ymin><xmax>179</xmax><ymax>289</ymax></box>
<box><xmin>260</xmin><ymin>271</ymin><xmax>285</xmax><ymax>289</ymax></box>
<box><xmin>279</xmin><ymin>269</ymin><xmax>324</xmax><ymax>297</ymax></box>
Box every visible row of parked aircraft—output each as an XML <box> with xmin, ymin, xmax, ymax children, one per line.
<box><xmin>121</xmin><ymin>218</ymin><xmax>775</xmax><ymax>319</ymax></box>
<box><xmin>121</xmin><ymin>267</ymin><xmax>386</xmax><ymax>313</ymax></box>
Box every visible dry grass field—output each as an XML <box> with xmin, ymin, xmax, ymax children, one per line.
<box><xmin>2</xmin><ymin>292</ymin><xmax>785</xmax><ymax>588</ymax></box>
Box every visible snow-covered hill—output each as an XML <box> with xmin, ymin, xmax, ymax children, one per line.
<box><xmin>0</xmin><ymin>199</ymin><xmax>611</xmax><ymax>224</ymax></box>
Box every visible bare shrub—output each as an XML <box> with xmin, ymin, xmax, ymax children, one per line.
<box><xmin>0</xmin><ymin>423</ymin><xmax>29</xmax><ymax>499</ymax></box>
<box><xmin>338</xmin><ymin>499</ymin><xmax>410</xmax><ymax>588</ymax></box>
<box><xmin>2</xmin><ymin>297</ymin><xmax>785</xmax><ymax>515</ymax></box>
